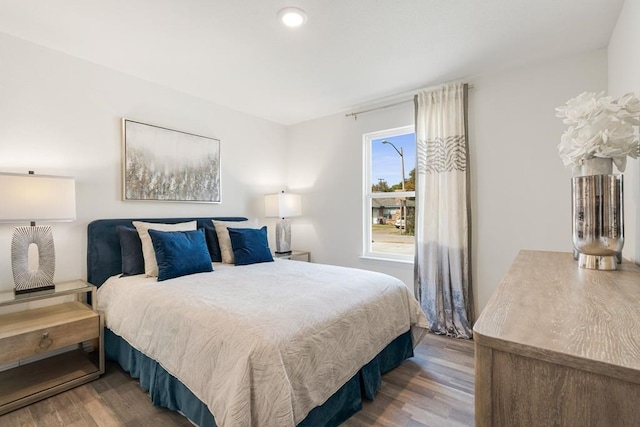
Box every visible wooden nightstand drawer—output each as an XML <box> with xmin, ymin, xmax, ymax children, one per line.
<box><xmin>0</xmin><ymin>302</ymin><xmax>99</xmax><ymax>365</ymax></box>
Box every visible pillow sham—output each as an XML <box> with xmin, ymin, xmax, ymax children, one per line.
<box><xmin>202</xmin><ymin>222</ymin><xmax>222</xmax><ymax>262</ymax></box>
<box><xmin>132</xmin><ymin>220</ymin><xmax>197</xmax><ymax>277</ymax></box>
<box><xmin>213</xmin><ymin>219</ymin><xmax>257</xmax><ymax>264</ymax></box>
<box><xmin>116</xmin><ymin>225</ymin><xmax>145</xmax><ymax>276</ymax></box>
<box><xmin>148</xmin><ymin>229</ymin><xmax>213</xmax><ymax>281</ymax></box>
<box><xmin>228</xmin><ymin>226</ymin><xmax>274</xmax><ymax>266</ymax></box>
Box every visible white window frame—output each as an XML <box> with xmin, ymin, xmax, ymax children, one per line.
<box><xmin>362</xmin><ymin>125</ymin><xmax>415</xmax><ymax>263</ymax></box>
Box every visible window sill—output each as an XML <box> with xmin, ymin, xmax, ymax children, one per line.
<box><xmin>359</xmin><ymin>255</ymin><xmax>414</xmax><ymax>269</ymax></box>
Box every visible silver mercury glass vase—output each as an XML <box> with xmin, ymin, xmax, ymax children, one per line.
<box><xmin>571</xmin><ymin>157</ymin><xmax>624</xmax><ymax>270</ymax></box>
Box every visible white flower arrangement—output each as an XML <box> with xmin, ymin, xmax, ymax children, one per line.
<box><xmin>556</xmin><ymin>91</ymin><xmax>640</xmax><ymax>172</ymax></box>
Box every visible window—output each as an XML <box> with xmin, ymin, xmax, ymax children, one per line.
<box><xmin>363</xmin><ymin>125</ymin><xmax>415</xmax><ymax>261</ymax></box>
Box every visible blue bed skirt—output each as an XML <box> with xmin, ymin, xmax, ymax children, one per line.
<box><xmin>105</xmin><ymin>328</ymin><xmax>413</xmax><ymax>426</ymax></box>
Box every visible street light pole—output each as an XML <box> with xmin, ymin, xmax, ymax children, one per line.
<box><xmin>381</xmin><ymin>140</ymin><xmax>406</xmax><ymax>233</ymax></box>
<box><xmin>399</xmin><ymin>147</ymin><xmax>405</xmax><ymax>191</ymax></box>
<box><xmin>381</xmin><ymin>140</ymin><xmax>405</xmax><ymax>190</ymax></box>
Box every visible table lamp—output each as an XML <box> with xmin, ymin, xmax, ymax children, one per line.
<box><xmin>264</xmin><ymin>191</ymin><xmax>301</xmax><ymax>254</ymax></box>
<box><xmin>0</xmin><ymin>172</ymin><xmax>76</xmax><ymax>294</ymax></box>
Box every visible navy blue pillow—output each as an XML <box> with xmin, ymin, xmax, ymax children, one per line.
<box><xmin>116</xmin><ymin>225</ymin><xmax>145</xmax><ymax>276</ymax></box>
<box><xmin>228</xmin><ymin>226</ymin><xmax>274</xmax><ymax>266</ymax></box>
<box><xmin>148</xmin><ymin>229</ymin><xmax>214</xmax><ymax>281</ymax></box>
<box><xmin>202</xmin><ymin>223</ymin><xmax>222</xmax><ymax>263</ymax></box>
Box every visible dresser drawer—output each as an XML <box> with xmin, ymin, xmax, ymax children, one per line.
<box><xmin>0</xmin><ymin>302</ymin><xmax>99</xmax><ymax>365</ymax></box>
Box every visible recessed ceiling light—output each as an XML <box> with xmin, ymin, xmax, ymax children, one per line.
<box><xmin>278</xmin><ymin>7</ymin><xmax>308</xmax><ymax>28</ymax></box>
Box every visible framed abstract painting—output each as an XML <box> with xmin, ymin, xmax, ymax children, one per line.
<box><xmin>122</xmin><ymin>119</ymin><xmax>221</xmax><ymax>203</ymax></box>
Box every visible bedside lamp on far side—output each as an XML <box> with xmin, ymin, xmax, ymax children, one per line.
<box><xmin>265</xmin><ymin>191</ymin><xmax>301</xmax><ymax>255</ymax></box>
<box><xmin>0</xmin><ymin>171</ymin><xmax>76</xmax><ymax>295</ymax></box>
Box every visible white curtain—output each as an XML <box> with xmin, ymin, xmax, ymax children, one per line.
<box><xmin>414</xmin><ymin>82</ymin><xmax>473</xmax><ymax>338</ymax></box>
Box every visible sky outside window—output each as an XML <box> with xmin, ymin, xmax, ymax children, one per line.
<box><xmin>371</xmin><ymin>133</ymin><xmax>416</xmax><ymax>189</ymax></box>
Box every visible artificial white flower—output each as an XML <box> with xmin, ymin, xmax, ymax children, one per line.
<box><xmin>556</xmin><ymin>92</ymin><xmax>640</xmax><ymax>171</ymax></box>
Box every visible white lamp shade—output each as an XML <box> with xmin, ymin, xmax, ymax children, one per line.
<box><xmin>265</xmin><ymin>192</ymin><xmax>302</xmax><ymax>218</ymax></box>
<box><xmin>0</xmin><ymin>173</ymin><xmax>76</xmax><ymax>222</ymax></box>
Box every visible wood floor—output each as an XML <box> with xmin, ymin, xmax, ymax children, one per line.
<box><xmin>0</xmin><ymin>333</ymin><xmax>475</xmax><ymax>427</ymax></box>
<box><xmin>343</xmin><ymin>333</ymin><xmax>475</xmax><ymax>427</ymax></box>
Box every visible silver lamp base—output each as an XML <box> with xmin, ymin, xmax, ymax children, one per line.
<box><xmin>11</xmin><ymin>225</ymin><xmax>56</xmax><ymax>294</ymax></box>
<box><xmin>274</xmin><ymin>218</ymin><xmax>292</xmax><ymax>254</ymax></box>
<box><xmin>578</xmin><ymin>254</ymin><xmax>617</xmax><ymax>271</ymax></box>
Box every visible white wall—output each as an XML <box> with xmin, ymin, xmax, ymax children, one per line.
<box><xmin>608</xmin><ymin>0</ymin><xmax>640</xmax><ymax>265</ymax></box>
<box><xmin>471</xmin><ymin>49</ymin><xmax>607</xmax><ymax>312</ymax></box>
<box><xmin>287</xmin><ymin>49</ymin><xmax>608</xmax><ymax>314</ymax></box>
<box><xmin>0</xmin><ymin>33</ymin><xmax>288</xmax><ymax>291</ymax></box>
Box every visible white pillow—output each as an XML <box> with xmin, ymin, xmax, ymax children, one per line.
<box><xmin>213</xmin><ymin>219</ymin><xmax>257</xmax><ymax>264</ymax></box>
<box><xmin>132</xmin><ymin>220</ymin><xmax>197</xmax><ymax>277</ymax></box>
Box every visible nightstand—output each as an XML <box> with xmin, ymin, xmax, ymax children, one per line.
<box><xmin>274</xmin><ymin>250</ymin><xmax>310</xmax><ymax>262</ymax></box>
<box><xmin>0</xmin><ymin>280</ymin><xmax>104</xmax><ymax>415</ymax></box>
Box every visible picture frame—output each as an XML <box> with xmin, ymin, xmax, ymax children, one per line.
<box><xmin>122</xmin><ymin>119</ymin><xmax>221</xmax><ymax>203</ymax></box>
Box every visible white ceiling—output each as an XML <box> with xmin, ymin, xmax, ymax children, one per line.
<box><xmin>0</xmin><ymin>0</ymin><xmax>625</xmax><ymax>125</ymax></box>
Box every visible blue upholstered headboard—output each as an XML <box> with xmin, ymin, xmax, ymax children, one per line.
<box><xmin>87</xmin><ymin>217</ymin><xmax>247</xmax><ymax>286</ymax></box>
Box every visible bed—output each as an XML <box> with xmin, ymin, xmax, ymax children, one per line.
<box><xmin>88</xmin><ymin>217</ymin><xmax>428</xmax><ymax>426</ymax></box>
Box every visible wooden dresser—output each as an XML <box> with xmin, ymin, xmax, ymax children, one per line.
<box><xmin>473</xmin><ymin>250</ymin><xmax>640</xmax><ymax>426</ymax></box>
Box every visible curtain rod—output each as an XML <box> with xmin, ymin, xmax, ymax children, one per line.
<box><xmin>344</xmin><ymin>99</ymin><xmax>412</xmax><ymax>119</ymax></box>
<box><xmin>345</xmin><ymin>83</ymin><xmax>473</xmax><ymax>120</ymax></box>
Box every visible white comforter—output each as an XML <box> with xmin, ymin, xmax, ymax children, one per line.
<box><xmin>97</xmin><ymin>260</ymin><xmax>428</xmax><ymax>427</ymax></box>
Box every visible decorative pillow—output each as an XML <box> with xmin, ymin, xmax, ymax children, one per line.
<box><xmin>213</xmin><ymin>219</ymin><xmax>258</xmax><ymax>264</ymax></box>
<box><xmin>202</xmin><ymin>222</ymin><xmax>223</xmax><ymax>263</ymax></box>
<box><xmin>228</xmin><ymin>226</ymin><xmax>274</xmax><ymax>266</ymax></box>
<box><xmin>116</xmin><ymin>225</ymin><xmax>145</xmax><ymax>276</ymax></box>
<box><xmin>132</xmin><ymin>220</ymin><xmax>197</xmax><ymax>277</ymax></box>
<box><xmin>148</xmin><ymin>229</ymin><xmax>213</xmax><ymax>281</ymax></box>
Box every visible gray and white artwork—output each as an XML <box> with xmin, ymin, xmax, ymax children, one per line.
<box><xmin>123</xmin><ymin>119</ymin><xmax>221</xmax><ymax>203</ymax></box>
